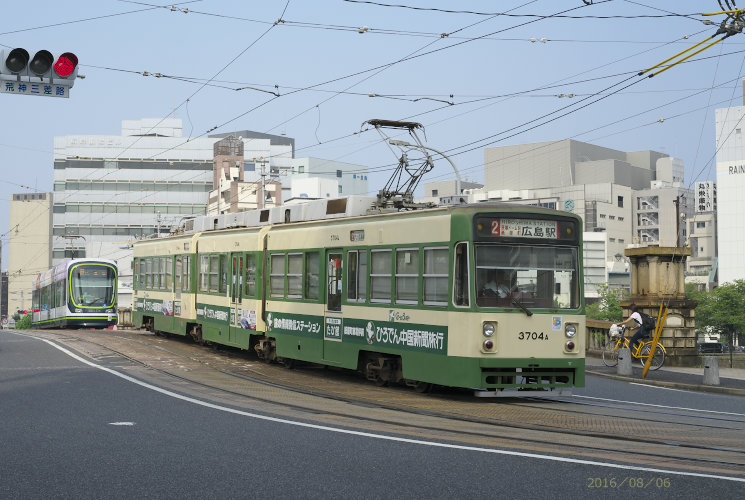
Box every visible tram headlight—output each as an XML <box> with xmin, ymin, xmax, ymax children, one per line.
<box><xmin>565</xmin><ymin>323</ymin><xmax>576</xmax><ymax>338</ymax></box>
<box><xmin>483</xmin><ymin>322</ymin><xmax>495</xmax><ymax>337</ymax></box>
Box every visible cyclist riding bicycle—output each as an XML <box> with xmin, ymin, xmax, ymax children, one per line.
<box><xmin>618</xmin><ymin>303</ymin><xmax>647</xmax><ymax>353</ymax></box>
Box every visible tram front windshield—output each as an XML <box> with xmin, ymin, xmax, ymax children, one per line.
<box><xmin>475</xmin><ymin>245</ymin><xmax>579</xmax><ymax>309</ymax></box>
<box><xmin>71</xmin><ymin>265</ymin><xmax>115</xmax><ymax>307</ymax></box>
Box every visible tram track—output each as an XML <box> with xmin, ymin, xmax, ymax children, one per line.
<box><xmin>17</xmin><ymin>328</ymin><xmax>745</xmax><ymax>475</ymax></box>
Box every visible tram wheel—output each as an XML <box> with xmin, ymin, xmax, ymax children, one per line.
<box><xmin>413</xmin><ymin>381</ymin><xmax>433</xmax><ymax>393</ymax></box>
<box><xmin>279</xmin><ymin>357</ymin><xmax>296</xmax><ymax>369</ymax></box>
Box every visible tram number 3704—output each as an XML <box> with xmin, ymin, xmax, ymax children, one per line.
<box><xmin>518</xmin><ymin>331</ymin><xmax>548</xmax><ymax>341</ymax></box>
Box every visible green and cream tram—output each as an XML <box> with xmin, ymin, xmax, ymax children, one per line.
<box><xmin>32</xmin><ymin>258</ymin><xmax>118</xmax><ymax>329</ymax></box>
<box><xmin>133</xmin><ymin>198</ymin><xmax>584</xmax><ymax>395</ymax></box>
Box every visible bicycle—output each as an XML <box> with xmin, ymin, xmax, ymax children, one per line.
<box><xmin>601</xmin><ymin>324</ymin><xmax>666</xmax><ymax>370</ymax></box>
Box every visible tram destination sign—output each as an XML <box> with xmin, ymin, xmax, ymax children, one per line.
<box><xmin>491</xmin><ymin>218</ymin><xmax>558</xmax><ymax>239</ymax></box>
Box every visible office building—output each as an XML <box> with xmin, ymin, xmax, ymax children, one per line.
<box><xmin>715</xmin><ymin>105</ymin><xmax>745</xmax><ymax>284</ymax></box>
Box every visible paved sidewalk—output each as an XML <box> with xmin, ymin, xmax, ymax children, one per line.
<box><xmin>585</xmin><ymin>355</ymin><xmax>745</xmax><ymax>396</ymax></box>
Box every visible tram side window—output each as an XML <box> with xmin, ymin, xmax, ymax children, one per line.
<box><xmin>453</xmin><ymin>242</ymin><xmax>469</xmax><ymax>307</ymax></box>
<box><xmin>370</xmin><ymin>249</ymin><xmax>392</xmax><ymax>302</ymax></box>
<box><xmin>182</xmin><ymin>255</ymin><xmax>190</xmax><ymax>292</ymax></box>
<box><xmin>424</xmin><ymin>247</ymin><xmax>449</xmax><ymax>305</ymax></box>
<box><xmin>286</xmin><ymin>253</ymin><xmax>303</xmax><ymax>298</ymax></box>
<box><xmin>56</xmin><ymin>280</ymin><xmax>65</xmax><ymax>307</ymax></box>
<box><xmin>245</xmin><ymin>254</ymin><xmax>256</xmax><ymax>297</ymax></box>
<box><xmin>219</xmin><ymin>255</ymin><xmax>228</xmax><ymax>294</ymax></box>
<box><xmin>347</xmin><ymin>250</ymin><xmax>367</xmax><ymax>302</ymax></box>
<box><xmin>305</xmin><ymin>252</ymin><xmax>320</xmax><ymax>300</ymax></box>
<box><xmin>270</xmin><ymin>254</ymin><xmax>285</xmax><ymax>298</ymax></box>
<box><xmin>395</xmin><ymin>248</ymin><xmax>419</xmax><ymax>304</ymax></box>
<box><xmin>153</xmin><ymin>257</ymin><xmax>161</xmax><ymax>290</ymax></box>
<box><xmin>199</xmin><ymin>255</ymin><xmax>209</xmax><ymax>292</ymax></box>
<box><xmin>165</xmin><ymin>257</ymin><xmax>173</xmax><ymax>290</ymax></box>
<box><xmin>209</xmin><ymin>255</ymin><xmax>220</xmax><ymax>293</ymax></box>
<box><xmin>175</xmin><ymin>257</ymin><xmax>182</xmax><ymax>291</ymax></box>
<box><xmin>146</xmin><ymin>258</ymin><xmax>153</xmax><ymax>289</ymax></box>
<box><xmin>141</xmin><ymin>258</ymin><xmax>148</xmax><ymax>289</ymax></box>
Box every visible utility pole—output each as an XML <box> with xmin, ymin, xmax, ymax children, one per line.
<box><xmin>258</xmin><ymin>157</ymin><xmax>267</xmax><ymax>209</ymax></box>
<box><xmin>674</xmin><ymin>195</ymin><xmax>681</xmax><ymax>247</ymax></box>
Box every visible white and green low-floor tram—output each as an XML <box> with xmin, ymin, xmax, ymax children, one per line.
<box><xmin>132</xmin><ymin>196</ymin><xmax>585</xmax><ymax>396</ymax></box>
<box><xmin>32</xmin><ymin>258</ymin><xmax>118</xmax><ymax>329</ymax></box>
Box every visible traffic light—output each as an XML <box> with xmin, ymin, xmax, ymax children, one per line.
<box><xmin>0</xmin><ymin>48</ymin><xmax>79</xmax><ymax>97</ymax></box>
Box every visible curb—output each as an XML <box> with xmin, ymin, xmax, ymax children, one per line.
<box><xmin>586</xmin><ymin>368</ymin><xmax>745</xmax><ymax>397</ymax></box>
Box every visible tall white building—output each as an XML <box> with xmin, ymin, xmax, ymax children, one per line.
<box><xmin>51</xmin><ymin>119</ymin><xmax>294</xmax><ymax>306</ymax></box>
<box><xmin>715</xmin><ymin>106</ymin><xmax>745</xmax><ymax>284</ymax></box>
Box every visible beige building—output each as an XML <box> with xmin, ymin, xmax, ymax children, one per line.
<box><xmin>206</xmin><ymin>136</ymin><xmax>281</xmax><ymax>215</ymax></box>
<box><xmin>7</xmin><ymin>193</ymin><xmax>52</xmax><ymax>314</ymax></box>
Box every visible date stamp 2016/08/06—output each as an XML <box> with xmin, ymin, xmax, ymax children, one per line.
<box><xmin>587</xmin><ymin>477</ymin><xmax>671</xmax><ymax>489</ymax></box>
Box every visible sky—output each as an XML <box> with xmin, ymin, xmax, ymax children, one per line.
<box><xmin>1</xmin><ymin>0</ymin><xmax>743</xmax><ymax>269</ymax></box>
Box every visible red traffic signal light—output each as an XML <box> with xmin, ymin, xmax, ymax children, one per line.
<box><xmin>54</xmin><ymin>52</ymin><xmax>78</xmax><ymax>77</ymax></box>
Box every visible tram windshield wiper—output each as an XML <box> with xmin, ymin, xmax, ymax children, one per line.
<box><xmin>511</xmin><ymin>297</ymin><xmax>533</xmax><ymax>316</ymax></box>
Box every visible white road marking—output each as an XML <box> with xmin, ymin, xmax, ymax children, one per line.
<box><xmin>15</xmin><ymin>332</ymin><xmax>745</xmax><ymax>484</ymax></box>
<box><xmin>628</xmin><ymin>382</ymin><xmax>692</xmax><ymax>393</ymax></box>
<box><xmin>574</xmin><ymin>393</ymin><xmax>745</xmax><ymax>417</ymax></box>
<box><xmin>109</xmin><ymin>422</ymin><xmax>135</xmax><ymax>426</ymax></box>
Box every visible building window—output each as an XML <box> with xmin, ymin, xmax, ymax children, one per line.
<box><xmin>338</xmin><ymin>185</ymin><xmax>343</xmax><ymax>194</ymax></box>
<box><xmin>609</xmin><ymin>215</ymin><xmax>615</xmax><ymax>220</ymax></box>
<box><xmin>618</xmin><ymin>196</ymin><xmax>624</xmax><ymax>208</ymax></box>
<box><xmin>609</xmin><ymin>237</ymin><xmax>616</xmax><ymax>243</ymax></box>
<box><xmin>696</xmin><ymin>221</ymin><xmax>706</xmax><ymax>228</ymax></box>
<box><xmin>244</xmin><ymin>162</ymin><xmax>255</xmax><ymax>172</ymax></box>
<box><xmin>432</xmin><ymin>189</ymin><xmax>439</xmax><ymax>196</ymax></box>
<box><xmin>618</xmin><ymin>239</ymin><xmax>624</xmax><ymax>244</ymax></box>
<box><xmin>600</xmin><ymin>214</ymin><xmax>606</xmax><ymax>219</ymax></box>
<box><xmin>336</xmin><ymin>170</ymin><xmax>342</xmax><ymax>178</ymax></box>
<box><xmin>618</xmin><ymin>217</ymin><xmax>624</xmax><ymax>221</ymax></box>
<box><xmin>298</xmin><ymin>166</ymin><xmax>304</xmax><ymax>173</ymax></box>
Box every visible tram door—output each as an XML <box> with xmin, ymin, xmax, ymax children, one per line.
<box><xmin>230</xmin><ymin>253</ymin><xmax>244</xmax><ymax>342</ymax></box>
<box><xmin>323</xmin><ymin>250</ymin><xmax>344</xmax><ymax>362</ymax></box>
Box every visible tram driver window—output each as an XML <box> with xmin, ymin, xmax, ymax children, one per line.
<box><xmin>453</xmin><ymin>242</ymin><xmax>469</xmax><ymax>307</ymax></box>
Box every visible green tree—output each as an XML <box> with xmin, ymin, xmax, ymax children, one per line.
<box><xmin>15</xmin><ymin>314</ymin><xmax>32</xmax><ymax>329</ymax></box>
<box><xmin>586</xmin><ymin>285</ymin><xmax>625</xmax><ymax>322</ymax></box>
<box><xmin>694</xmin><ymin>280</ymin><xmax>745</xmax><ymax>366</ymax></box>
